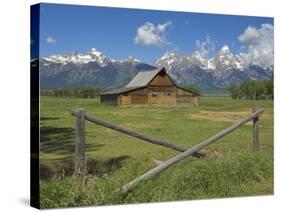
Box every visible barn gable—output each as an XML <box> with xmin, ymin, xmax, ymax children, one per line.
<box><xmin>125</xmin><ymin>68</ymin><xmax>163</xmax><ymax>88</ymax></box>
<box><xmin>148</xmin><ymin>69</ymin><xmax>174</xmax><ymax>86</ymax></box>
<box><xmin>125</xmin><ymin>67</ymin><xmax>178</xmax><ymax>89</ymax></box>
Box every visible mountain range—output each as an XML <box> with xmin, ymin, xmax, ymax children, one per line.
<box><xmin>39</xmin><ymin>47</ymin><xmax>273</xmax><ymax>91</ymax></box>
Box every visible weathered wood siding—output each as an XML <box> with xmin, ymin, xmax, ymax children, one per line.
<box><xmin>176</xmin><ymin>87</ymin><xmax>193</xmax><ymax>105</ymax></box>
<box><xmin>119</xmin><ymin>94</ymin><xmax>131</xmax><ymax>106</ymax></box>
<box><xmin>130</xmin><ymin>88</ymin><xmax>148</xmax><ymax>105</ymax></box>
<box><xmin>149</xmin><ymin>71</ymin><xmax>174</xmax><ymax>86</ymax></box>
<box><xmin>148</xmin><ymin>87</ymin><xmax>176</xmax><ymax>105</ymax></box>
<box><xmin>146</xmin><ymin>72</ymin><xmax>177</xmax><ymax>105</ymax></box>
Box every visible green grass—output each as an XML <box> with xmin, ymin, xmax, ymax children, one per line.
<box><xmin>39</xmin><ymin>96</ymin><xmax>273</xmax><ymax>208</ymax></box>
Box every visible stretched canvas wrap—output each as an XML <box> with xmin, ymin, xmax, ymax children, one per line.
<box><xmin>31</xmin><ymin>3</ymin><xmax>274</xmax><ymax>209</ymax></box>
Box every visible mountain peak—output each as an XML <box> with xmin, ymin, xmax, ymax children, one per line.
<box><xmin>220</xmin><ymin>45</ymin><xmax>230</xmax><ymax>52</ymax></box>
<box><xmin>218</xmin><ymin>45</ymin><xmax>232</xmax><ymax>55</ymax></box>
<box><xmin>127</xmin><ymin>55</ymin><xmax>141</xmax><ymax>63</ymax></box>
<box><xmin>117</xmin><ymin>55</ymin><xmax>141</xmax><ymax>63</ymax></box>
<box><xmin>89</xmin><ymin>48</ymin><xmax>103</xmax><ymax>57</ymax></box>
<box><xmin>160</xmin><ymin>51</ymin><xmax>178</xmax><ymax>60</ymax></box>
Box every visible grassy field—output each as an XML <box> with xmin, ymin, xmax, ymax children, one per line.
<box><xmin>39</xmin><ymin>96</ymin><xmax>273</xmax><ymax>208</ymax></box>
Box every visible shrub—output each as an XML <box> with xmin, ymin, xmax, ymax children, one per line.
<box><xmin>227</xmin><ymin>76</ymin><xmax>273</xmax><ymax>100</ymax></box>
<box><xmin>41</xmin><ymin>87</ymin><xmax>101</xmax><ymax>98</ymax></box>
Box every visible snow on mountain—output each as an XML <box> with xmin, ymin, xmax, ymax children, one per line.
<box><xmin>42</xmin><ymin>48</ymin><xmax>142</xmax><ymax>67</ymax></box>
<box><xmin>154</xmin><ymin>52</ymin><xmax>183</xmax><ymax>72</ymax></box>
<box><xmin>211</xmin><ymin>45</ymin><xmax>245</xmax><ymax>70</ymax></box>
<box><xmin>39</xmin><ymin>48</ymin><xmax>154</xmax><ymax>89</ymax></box>
<box><xmin>154</xmin><ymin>45</ymin><xmax>272</xmax><ymax>89</ymax></box>
<box><xmin>42</xmin><ymin>48</ymin><xmax>110</xmax><ymax>67</ymax></box>
<box><xmin>40</xmin><ymin>46</ymin><xmax>273</xmax><ymax>90</ymax></box>
<box><xmin>117</xmin><ymin>55</ymin><xmax>142</xmax><ymax>64</ymax></box>
<box><xmin>190</xmin><ymin>51</ymin><xmax>208</xmax><ymax>69</ymax></box>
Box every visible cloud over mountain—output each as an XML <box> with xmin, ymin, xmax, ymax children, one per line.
<box><xmin>134</xmin><ymin>21</ymin><xmax>172</xmax><ymax>47</ymax></box>
<box><xmin>238</xmin><ymin>23</ymin><xmax>273</xmax><ymax>69</ymax></box>
<box><xmin>195</xmin><ymin>34</ymin><xmax>215</xmax><ymax>58</ymax></box>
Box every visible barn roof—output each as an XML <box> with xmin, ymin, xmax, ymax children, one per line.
<box><xmin>101</xmin><ymin>67</ymin><xmax>199</xmax><ymax>96</ymax></box>
<box><xmin>101</xmin><ymin>86</ymin><xmax>143</xmax><ymax>95</ymax></box>
<box><xmin>125</xmin><ymin>68</ymin><xmax>162</xmax><ymax>88</ymax></box>
<box><xmin>101</xmin><ymin>68</ymin><xmax>163</xmax><ymax>95</ymax></box>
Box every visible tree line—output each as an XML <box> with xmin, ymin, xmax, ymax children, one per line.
<box><xmin>227</xmin><ymin>76</ymin><xmax>273</xmax><ymax>100</ymax></box>
<box><xmin>183</xmin><ymin>84</ymin><xmax>201</xmax><ymax>95</ymax></box>
<box><xmin>41</xmin><ymin>87</ymin><xmax>101</xmax><ymax>98</ymax></box>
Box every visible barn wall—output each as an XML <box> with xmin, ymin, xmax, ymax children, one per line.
<box><xmin>150</xmin><ymin>92</ymin><xmax>176</xmax><ymax>105</ymax></box>
<box><xmin>119</xmin><ymin>94</ymin><xmax>131</xmax><ymax>106</ymax></box>
<box><xmin>192</xmin><ymin>96</ymin><xmax>200</xmax><ymax>106</ymax></box>
<box><xmin>175</xmin><ymin>87</ymin><xmax>198</xmax><ymax>106</ymax></box>
<box><xmin>102</xmin><ymin>88</ymin><xmax>199</xmax><ymax>106</ymax></box>
<box><xmin>147</xmin><ymin>86</ymin><xmax>176</xmax><ymax>105</ymax></box>
<box><xmin>147</xmin><ymin>72</ymin><xmax>177</xmax><ymax>105</ymax></box>
<box><xmin>100</xmin><ymin>94</ymin><xmax>118</xmax><ymax>105</ymax></box>
<box><xmin>130</xmin><ymin>88</ymin><xmax>148</xmax><ymax>105</ymax></box>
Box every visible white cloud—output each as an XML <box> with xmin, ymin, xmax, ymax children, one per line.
<box><xmin>46</xmin><ymin>36</ymin><xmax>56</xmax><ymax>44</ymax></box>
<box><xmin>195</xmin><ymin>34</ymin><xmax>215</xmax><ymax>58</ymax></box>
<box><xmin>135</xmin><ymin>21</ymin><xmax>172</xmax><ymax>47</ymax></box>
<box><xmin>238</xmin><ymin>23</ymin><xmax>273</xmax><ymax>68</ymax></box>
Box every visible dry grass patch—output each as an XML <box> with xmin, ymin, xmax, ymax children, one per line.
<box><xmin>190</xmin><ymin>109</ymin><xmax>255</xmax><ymax>124</ymax></box>
<box><xmin>122</xmin><ymin>122</ymin><xmax>153</xmax><ymax>129</ymax></box>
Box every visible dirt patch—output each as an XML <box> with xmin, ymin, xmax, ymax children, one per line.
<box><xmin>122</xmin><ymin>122</ymin><xmax>152</xmax><ymax>129</ymax></box>
<box><xmin>190</xmin><ymin>110</ymin><xmax>253</xmax><ymax>124</ymax></box>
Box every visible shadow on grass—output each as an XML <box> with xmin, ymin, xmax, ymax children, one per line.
<box><xmin>40</xmin><ymin>126</ymin><xmax>104</xmax><ymax>155</ymax></box>
<box><xmin>87</xmin><ymin>155</ymin><xmax>130</xmax><ymax>176</ymax></box>
<box><xmin>39</xmin><ymin>116</ymin><xmax>130</xmax><ymax>180</ymax></box>
<box><xmin>40</xmin><ymin>155</ymin><xmax>130</xmax><ymax>180</ymax></box>
<box><xmin>40</xmin><ymin>116</ymin><xmax>60</xmax><ymax>121</ymax></box>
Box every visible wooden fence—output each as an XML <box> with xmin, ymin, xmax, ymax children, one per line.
<box><xmin>71</xmin><ymin>107</ymin><xmax>264</xmax><ymax>192</ymax></box>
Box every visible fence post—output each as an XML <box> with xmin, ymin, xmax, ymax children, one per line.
<box><xmin>252</xmin><ymin>107</ymin><xmax>259</xmax><ymax>152</ymax></box>
<box><xmin>73</xmin><ymin>109</ymin><xmax>86</xmax><ymax>181</ymax></box>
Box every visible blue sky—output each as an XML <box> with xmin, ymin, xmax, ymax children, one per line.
<box><xmin>37</xmin><ymin>3</ymin><xmax>273</xmax><ymax>64</ymax></box>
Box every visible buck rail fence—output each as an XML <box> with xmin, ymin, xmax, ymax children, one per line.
<box><xmin>70</xmin><ymin>107</ymin><xmax>264</xmax><ymax>193</ymax></box>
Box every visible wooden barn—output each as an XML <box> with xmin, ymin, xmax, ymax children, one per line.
<box><xmin>100</xmin><ymin>67</ymin><xmax>200</xmax><ymax>106</ymax></box>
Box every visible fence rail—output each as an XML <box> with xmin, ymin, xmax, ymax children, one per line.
<box><xmin>121</xmin><ymin>108</ymin><xmax>264</xmax><ymax>192</ymax></box>
<box><xmin>71</xmin><ymin>110</ymin><xmax>205</xmax><ymax>158</ymax></box>
<box><xmin>71</xmin><ymin>107</ymin><xmax>264</xmax><ymax>192</ymax></box>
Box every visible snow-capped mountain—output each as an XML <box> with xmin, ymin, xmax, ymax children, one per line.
<box><xmin>40</xmin><ymin>48</ymin><xmax>154</xmax><ymax>89</ymax></box>
<box><xmin>42</xmin><ymin>48</ymin><xmax>142</xmax><ymax>66</ymax></box>
<box><xmin>39</xmin><ymin>46</ymin><xmax>273</xmax><ymax>91</ymax></box>
<box><xmin>208</xmin><ymin>45</ymin><xmax>245</xmax><ymax>71</ymax></box>
<box><xmin>43</xmin><ymin>48</ymin><xmax>112</xmax><ymax>66</ymax></box>
<box><xmin>154</xmin><ymin>45</ymin><xmax>272</xmax><ymax>89</ymax></box>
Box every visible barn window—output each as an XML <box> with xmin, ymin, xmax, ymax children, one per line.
<box><xmin>164</xmin><ymin>92</ymin><xmax>171</xmax><ymax>96</ymax></box>
<box><xmin>152</xmin><ymin>93</ymin><xmax>158</xmax><ymax>97</ymax></box>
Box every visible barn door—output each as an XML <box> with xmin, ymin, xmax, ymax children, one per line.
<box><xmin>150</xmin><ymin>92</ymin><xmax>158</xmax><ymax>104</ymax></box>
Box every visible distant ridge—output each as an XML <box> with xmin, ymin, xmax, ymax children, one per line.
<box><xmin>39</xmin><ymin>47</ymin><xmax>273</xmax><ymax>91</ymax></box>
